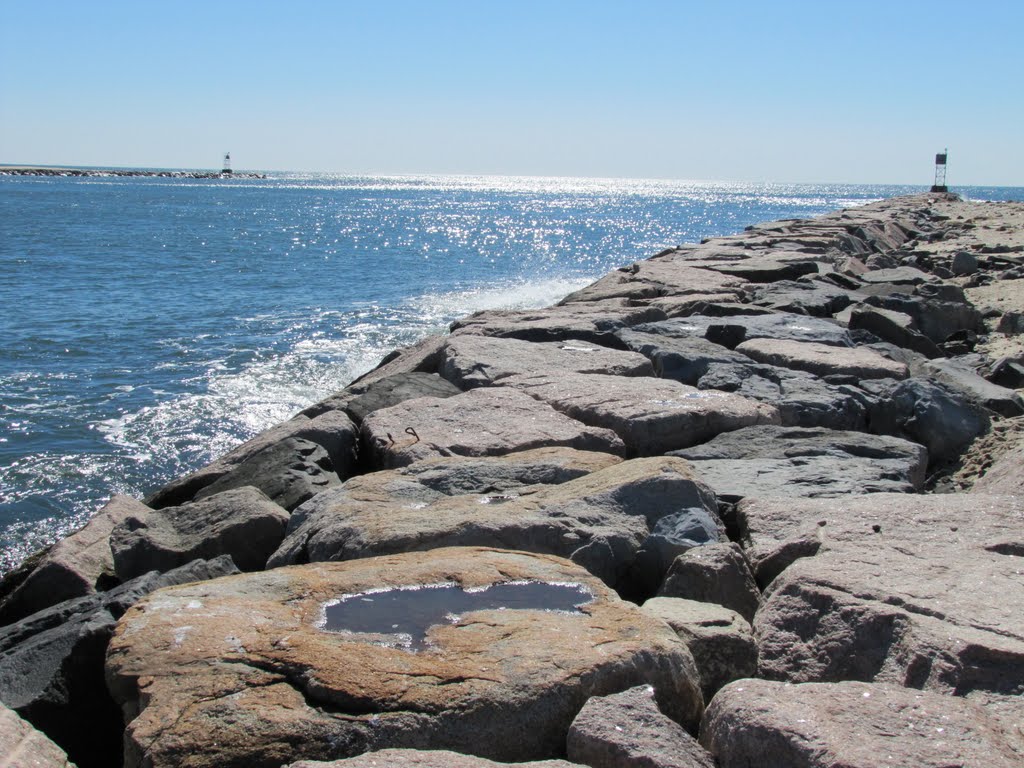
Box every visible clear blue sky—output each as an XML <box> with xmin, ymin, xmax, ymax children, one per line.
<box><xmin>1</xmin><ymin>0</ymin><xmax>1021</xmax><ymax>184</ymax></box>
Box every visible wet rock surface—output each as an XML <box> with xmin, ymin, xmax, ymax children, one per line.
<box><xmin>106</xmin><ymin>548</ymin><xmax>703</xmax><ymax>768</ymax></box>
<box><xmin>5</xmin><ymin>193</ymin><xmax>1024</xmax><ymax>768</ymax></box>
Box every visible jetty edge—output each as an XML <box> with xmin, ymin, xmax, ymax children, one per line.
<box><xmin>0</xmin><ymin>164</ymin><xmax>266</xmax><ymax>179</ymax></box>
<box><xmin>1</xmin><ymin>192</ymin><xmax>1023</xmax><ymax>768</ymax></box>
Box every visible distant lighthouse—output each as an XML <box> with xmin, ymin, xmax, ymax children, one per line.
<box><xmin>221</xmin><ymin>152</ymin><xmax>232</xmax><ymax>175</ymax></box>
<box><xmin>930</xmin><ymin>149</ymin><xmax>947</xmax><ymax>193</ymax></box>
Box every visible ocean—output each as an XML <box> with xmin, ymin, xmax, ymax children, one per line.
<box><xmin>2</xmin><ymin>173</ymin><xmax>1021</xmax><ymax>573</ymax></box>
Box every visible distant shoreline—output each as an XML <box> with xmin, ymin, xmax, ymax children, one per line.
<box><xmin>0</xmin><ymin>165</ymin><xmax>267</xmax><ymax>179</ymax></box>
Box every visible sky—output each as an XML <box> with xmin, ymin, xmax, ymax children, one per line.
<box><xmin>1</xmin><ymin>0</ymin><xmax>1021</xmax><ymax>185</ymax></box>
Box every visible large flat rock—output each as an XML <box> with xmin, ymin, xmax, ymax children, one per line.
<box><xmin>503</xmin><ymin>372</ymin><xmax>780</xmax><ymax>456</ymax></box>
<box><xmin>106</xmin><ymin>548</ymin><xmax>704</xmax><ymax>768</ymax></box>
<box><xmin>736</xmin><ymin>494</ymin><xmax>1024</xmax><ymax>694</ymax></box>
<box><xmin>449</xmin><ymin>302</ymin><xmax>666</xmax><ymax>346</ymax></box>
<box><xmin>440</xmin><ymin>335</ymin><xmax>653</xmax><ymax>389</ymax></box>
<box><xmin>696</xmin><ymin>362</ymin><xmax>868</xmax><ymax>430</ymax></box>
<box><xmin>671</xmin><ymin>426</ymin><xmax>927</xmax><ymax>500</ymax></box>
<box><xmin>269</xmin><ymin>456</ymin><xmax>720</xmax><ymax>598</ymax></box>
<box><xmin>361</xmin><ymin>388</ymin><xmax>625</xmax><ymax>468</ymax></box>
<box><xmin>702</xmin><ymin>679</ymin><xmax>1024</xmax><ymax>768</ymax></box>
<box><xmin>558</xmin><ymin>261</ymin><xmax>746</xmax><ymax>304</ymax></box>
<box><xmin>615</xmin><ymin>330</ymin><xmax>752</xmax><ymax>384</ymax></box>
<box><xmin>736</xmin><ymin>337</ymin><xmax>908</xmax><ymax>379</ymax></box>
<box><xmin>631</xmin><ymin>314</ymin><xmax>854</xmax><ymax>348</ymax></box>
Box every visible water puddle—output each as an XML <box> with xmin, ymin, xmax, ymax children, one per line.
<box><xmin>319</xmin><ymin>580</ymin><xmax>594</xmax><ymax>651</ymax></box>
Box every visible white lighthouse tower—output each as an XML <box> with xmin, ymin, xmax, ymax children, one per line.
<box><xmin>221</xmin><ymin>152</ymin><xmax>232</xmax><ymax>175</ymax></box>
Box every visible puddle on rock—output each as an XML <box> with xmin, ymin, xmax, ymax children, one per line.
<box><xmin>319</xmin><ymin>580</ymin><xmax>594</xmax><ymax>651</ymax></box>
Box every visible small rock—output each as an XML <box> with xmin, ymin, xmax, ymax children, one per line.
<box><xmin>641</xmin><ymin>597</ymin><xmax>757</xmax><ymax>701</ymax></box>
<box><xmin>0</xmin><ymin>702</ymin><xmax>75</xmax><ymax>768</ymax></box>
<box><xmin>657</xmin><ymin>542</ymin><xmax>760</xmax><ymax>622</ymax></box>
<box><xmin>567</xmin><ymin>685</ymin><xmax>715</xmax><ymax>768</ymax></box>
<box><xmin>735</xmin><ymin>337</ymin><xmax>908</xmax><ymax>379</ymax></box>
<box><xmin>952</xmin><ymin>250</ymin><xmax>980</xmax><ymax>275</ymax></box>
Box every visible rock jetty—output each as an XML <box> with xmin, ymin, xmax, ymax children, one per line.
<box><xmin>0</xmin><ymin>165</ymin><xmax>266</xmax><ymax>179</ymax></box>
<box><xmin>1</xmin><ymin>192</ymin><xmax>1022</xmax><ymax>768</ymax></box>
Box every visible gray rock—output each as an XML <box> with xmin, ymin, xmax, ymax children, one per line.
<box><xmin>865</xmin><ymin>290</ymin><xmax>984</xmax><ymax>344</ymax></box>
<box><xmin>615</xmin><ymin>330</ymin><xmax>751</xmax><ymax>384</ymax></box>
<box><xmin>858</xmin><ymin>377</ymin><xmax>990</xmax><ymax>464</ymax></box>
<box><xmin>286</xmin><ymin>751</ymin><xmax>582</xmax><ymax>768</ymax></box>
<box><xmin>657</xmin><ymin>542</ymin><xmax>760</xmax><ymax>622</ymax></box>
<box><xmin>110</xmin><ymin>487</ymin><xmax>289</xmax><ymax>580</ymax></box>
<box><xmin>449</xmin><ymin>302</ymin><xmax>667</xmax><ymax>346</ymax></box>
<box><xmin>567</xmin><ymin>685</ymin><xmax>715</xmax><ymax>768</ymax></box>
<box><xmin>0</xmin><ymin>702</ymin><xmax>75</xmax><ymax>768</ymax></box>
<box><xmin>858</xmin><ymin>266</ymin><xmax>935</xmax><ymax>285</ymax></box>
<box><xmin>952</xmin><ymin>250</ymin><xmax>980</xmax><ymax>275</ymax></box>
<box><xmin>192</xmin><ymin>437</ymin><xmax>340</xmax><ymax>511</ymax></box>
<box><xmin>145</xmin><ymin>410</ymin><xmax>358</xmax><ymax>508</ymax></box>
<box><xmin>671</xmin><ymin>425</ymin><xmax>927</xmax><ymax>500</ymax></box>
<box><xmin>503</xmin><ymin>371</ymin><xmax>780</xmax><ymax>456</ymax></box>
<box><xmin>343</xmin><ymin>372</ymin><xmax>462</xmax><ymax>425</ymax></box>
<box><xmin>558</xmin><ymin>260</ymin><xmax>746</xmax><ymax>304</ymax></box>
<box><xmin>735</xmin><ymin>337</ymin><xmax>908</xmax><ymax>379</ymax></box>
<box><xmin>343</xmin><ymin>334</ymin><xmax>448</xmax><ymax>389</ymax></box>
<box><xmin>747</xmin><ymin>279</ymin><xmax>855</xmax><ymax>316</ymax></box>
<box><xmin>919</xmin><ymin>358</ymin><xmax>1024</xmax><ymax>416</ymax></box>
<box><xmin>632</xmin><ymin>313</ymin><xmax>854</xmax><ymax>348</ymax></box>
<box><xmin>393</xmin><ymin>447</ymin><xmax>623</xmax><ymax>496</ymax></box>
<box><xmin>847</xmin><ymin>306</ymin><xmax>942</xmax><ymax>357</ymax></box>
<box><xmin>440</xmin><ymin>335</ymin><xmax>653</xmax><ymax>389</ymax></box>
<box><xmin>997</xmin><ymin>311</ymin><xmax>1024</xmax><ymax>335</ymax></box>
<box><xmin>696</xmin><ymin>257</ymin><xmax>818</xmax><ymax>283</ymax></box>
<box><xmin>641</xmin><ymin>598</ymin><xmax>757</xmax><ymax>701</ymax></box>
<box><xmin>360</xmin><ymin>387</ymin><xmax>625</xmax><ymax>469</ymax></box>
<box><xmin>702</xmin><ymin>679</ymin><xmax>1024</xmax><ymax>768</ymax></box>
<box><xmin>0</xmin><ymin>557</ymin><xmax>239</xmax><ymax>768</ymax></box>
<box><xmin>739</xmin><ymin>494</ymin><xmax>1024</xmax><ymax>694</ymax></box>
<box><xmin>697</xmin><ymin>362</ymin><xmax>868</xmax><ymax>430</ymax></box>
<box><xmin>269</xmin><ymin>456</ymin><xmax>720</xmax><ymax>599</ymax></box>
<box><xmin>0</xmin><ymin>495</ymin><xmax>143</xmax><ymax>625</ymax></box>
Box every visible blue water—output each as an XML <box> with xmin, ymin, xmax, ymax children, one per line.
<box><xmin>1</xmin><ymin>173</ymin><xmax>1021</xmax><ymax>573</ymax></box>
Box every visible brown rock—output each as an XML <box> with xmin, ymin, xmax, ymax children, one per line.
<box><xmin>449</xmin><ymin>302</ymin><xmax>666</xmax><ymax>346</ymax></box>
<box><xmin>558</xmin><ymin>261</ymin><xmax>746</xmax><ymax>304</ymax></box>
<box><xmin>0</xmin><ymin>702</ymin><xmax>75</xmax><ymax>768</ymax></box>
<box><xmin>503</xmin><ymin>371</ymin><xmax>780</xmax><ymax>456</ymax></box>
<box><xmin>106</xmin><ymin>548</ymin><xmax>704</xmax><ymax>768</ymax></box>
<box><xmin>440</xmin><ymin>335</ymin><xmax>653</xmax><ymax>389</ymax></box>
<box><xmin>739</xmin><ymin>494</ymin><xmax>1024</xmax><ymax>694</ymax></box>
<box><xmin>567</xmin><ymin>685</ymin><xmax>715</xmax><ymax>768</ymax></box>
<box><xmin>641</xmin><ymin>598</ymin><xmax>757</xmax><ymax>702</ymax></box>
<box><xmin>360</xmin><ymin>388</ymin><xmax>625</xmax><ymax>468</ymax></box>
<box><xmin>657</xmin><ymin>542</ymin><xmax>760</xmax><ymax>622</ymax></box>
<box><xmin>972</xmin><ymin>444</ymin><xmax>1024</xmax><ymax>494</ymax></box>
<box><xmin>702</xmin><ymin>679</ymin><xmax>1024</xmax><ymax>768</ymax></box>
<box><xmin>736</xmin><ymin>337</ymin><xmax>909</xmax><ymax>379</ymax></box>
